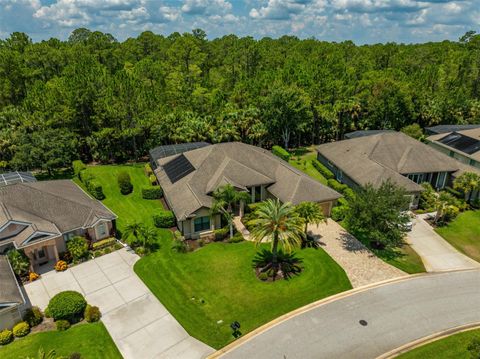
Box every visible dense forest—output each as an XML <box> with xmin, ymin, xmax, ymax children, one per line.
<box><xmin>0</xmin><ymin>28</ymin><xmax>479</xmax><ymax>173</ymax></box>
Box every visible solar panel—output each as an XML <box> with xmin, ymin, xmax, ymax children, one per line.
<box><xmin>149</xmin><ymin>142</ymin><xmax>210</xmax><ymax>161</ymax></box>
<box><xmin>163</xmin><ymin>154</ymin><xmax>195</xmax><ymax>183</ymax></box>
<box><xmin>439</xmin><ymin>132</ymin><xmax>480</xmax><ymax>155</ymax></box>
<box><xmin>0</xmin><ymin>171</ymin><xmax>37</xmax><ymax>187</ymax></box>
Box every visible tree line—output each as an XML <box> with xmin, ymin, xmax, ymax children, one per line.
<box><xmin>0</xmin><ymin>28</ymin><xmax>479</xmax><ymax>173</ymax></box>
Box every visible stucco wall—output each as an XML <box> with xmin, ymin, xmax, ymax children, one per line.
<box><xmin>0</xmin><ymin>306</ymin><xmax>22</xmax><ymax>331</ymax></box>
<box><xmin>179</xmin><ymin>208</ymin><xmax>220</xmax><ymax>239</ymax></box>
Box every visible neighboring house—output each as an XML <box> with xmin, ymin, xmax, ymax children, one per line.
<box><xmin>344</xmin><ymin>130</ymin><xmax>395</xmax><ymax>139</ymax></box>
<box><xmin>0</xmin><ymin>255</ymin><xmax>26</xmax><ymax>330</ymax></box>
<box><xmin>426</xmin><ymin>128</ymin><xmax>480</xmax><ymax>170</ymax></box>
<box><xmin>425</xmin><ymin>124</ymin><xmax>480</xmax><ymax>136</ymax></box>
<box><xmin>317</xmin><ymin>132</ymin><xmax>462</xmax><ymax>207</ymax></box>
<box><xmin>0</xmin><ymin>180</ymin><xmax>117</xmax><ymax>271</ymax></box>
<box><xmin>151</xmin><ymin>142</ymin><xmax>341</xmax><ymax>239</ymax></box>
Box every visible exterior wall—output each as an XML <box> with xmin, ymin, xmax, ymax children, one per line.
<box><xmin>180</xmin><ymin>208</ymin><xmax>221</xmax><ymax>240</ymax></box>
<box><xmin>23</xmin><ymin>236</ymin><xmax>61</xmax><ymax>269</ymax></box>
<box><xmin>0</xmin><ymin>306</ymin><xmax>22</xmax><ymax>331</ymax></box>
<box><xmin>86</xmin><ymin>221</ymin><xmax>113</xmax><ymax>242</ymax></box>
<box><xmin>428</xmin><ymin>142</ymin><xmax>480</xmax><ymax>169</ymax></box>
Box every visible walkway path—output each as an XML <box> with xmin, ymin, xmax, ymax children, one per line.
<box><xmin>309</xmin><ymin>219</ymin><xmax>406</xmax><ymax>287</ymax></box>
<box><xmin>25</xmin><ymin>248</ymin><xmax>214</xmax><ymax>359</ymax></box>
<box><xmin>217</xmin><ymin>270</ymin><xmax>480</xmax><ymax>359</ymax></box>
<box><xmin>233</xmin><ymin>216</ymin><xmax>251</xmax><ymax>241</ymax></box>
<box><xmin>406</xmin><ymin>214</ymin><xmax>480</xmax><ymax>272</ymax></box>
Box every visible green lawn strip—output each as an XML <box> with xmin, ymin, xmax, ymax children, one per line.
<box><xmin>73</xmin><ymin>163</ymin><xmax>164</xmax><ymax>231</ymax></box>
<box><xmin>134</xmin><ymin>234</ymin><xmax>352</xmax><ymax>349</ymax></box>
<box><xmin>436</xmin><ymin>210</ymin><xmax>480</xmax><ymax>262</ymax></box>
<box><xmin>288</xmin><ymin>148</ymin><xmax>328</xmax><ymax>185</ymax></box>
<box><xmin>397</xmin><ymin>328</ymin><xmax>480</xmax><ymax>359</ymax></box>
<box><xmin>0</xmin><ymin>322</ymin><xmax>122</xmax><ymax>359</ymax></box>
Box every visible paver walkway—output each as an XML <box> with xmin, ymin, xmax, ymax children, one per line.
<box><xmin>24</xmin><ymin>248</ymin><xmax>214</xmax><ymax>359</ymax></box>
<box><xmin>309</xmin><ymin>219</ymin><xmax>406</xmax><ymax>287</ymax></box>
<box><xmin>406</xmin><ymin>214</ymin><xmax>480</xmax><ymax>272</ymax></box>
<box><xmin>233</xmin><ymin>216</ymin><xmax>251</xmax><ymax>241</ymax></box>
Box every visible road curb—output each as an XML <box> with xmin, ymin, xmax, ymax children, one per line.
<box><xmin>208</xmin><ymin>269</ymin><xmax>479</xmax><ymax>358</ymax></box>
<box><xmin>377</xmin><ymin>322</ymin><xmax>480</xmax><ymax>358</ymax></box>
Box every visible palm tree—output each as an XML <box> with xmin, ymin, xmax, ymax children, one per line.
<box><xmin>249</xmin><ymin>199</ymin><xmax>304</xmax><ymax>279</ymax></box>
<box><xmin>7</xmin><ymin>249</ymin><xmax>30</xmax><ymax>276</ymax></box>
<box><xmin>27</xmin><ymin>348</ymin><xmax>57</xmax><ymax>359</ymax></box>
<box><xmin>295</xmin><ymin>202</ymin><xmax>326</xmax><ymax>238</ymax></box>
<box><xmin>454</xmin><ymin>172</ymin><xmax>480</xmax><ymax>202</ymax></box>
<box><xmin>138</xmin><ymin>225</ymin><xmax>157</xmax><ymax>250</ymax></box>
<box><xmin>211</xmin><ymin>184</ymin><xmax>251</xmax><ymax>238</ymax></box>
<box><xmin>123</xmin><ymin>221</ymin><xmax>143</xmax><ymax>247</ymax></box>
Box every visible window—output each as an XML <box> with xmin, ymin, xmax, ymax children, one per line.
<box><xmin>63</xmin><ymin>232</ymin><xmax>75</xmax><ymax>241</ymax></box>
<box><xmin>97</xmin><ymin>222</ymin><xmax>107</xmax><ymax>238</ymax></box>
<box><xmin>194</xmin><ymin>216</ymin><xmax>210</xmax><ymax>232</ymax></box>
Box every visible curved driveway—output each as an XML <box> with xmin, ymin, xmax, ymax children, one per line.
<box><xmin>219</xmin><ymin>270</ymin><xmax>480</xmax><ymax>359</ymax></box>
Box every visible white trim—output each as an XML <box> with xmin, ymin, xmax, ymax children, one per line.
<box><xmin>22</xmin><ymin>231</ymin><xmax>56</xmax><ymax>245</ymax></box>
<box><xmin>0</xmin><ymin>220</ymin><xmax>31</xmax><ymax>233</ymax></box>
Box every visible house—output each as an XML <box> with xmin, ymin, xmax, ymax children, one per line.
<box><xmin>316</xmin><ymin>132</ymin><xmax>462</xmax><ymax>207</ymax></box>
<box><xmin>426</xmin><ymin>128</ymin><xmax>480</xmax><ymax>170</ymax></box>
<box><xmin>0</xmin><ymin>255</ymin><xmax>26</xmax><ymax>330</ymax></box>
<box><xmin>0</xmin><ymin>180</ymin><xmax>117</xmax><ymax>271</ymax></box>
<box><xmin>151</xmin><ymin>142</ymin><xmax>341</xmax><ymax>239</ymax></box>
<box><xmin>425</xmin><ymin>124</ymin><xmax>480</xmax><ymax>136</ymax></box>
<box><xmin>343</xmin><ymin>130</ymin><xmax>395</xmax><ymax>140</ymax></box>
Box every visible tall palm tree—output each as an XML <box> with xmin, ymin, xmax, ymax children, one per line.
<box><xmin>211</xmin><ymin>184</ymin><xmax>251</xmax><ymax>238</ymax></box>
<box><xmin>295</xmin><ymin>202</ymin><xmax>326</xmax><ymax>238</ymax></box>
<box><xmin>249</xmin><ymin>199</ymin><xmax>304</xmax><ymax>278</ymax></box>
<box><xmin>454</xmin><ymin>172</ymin><xmax>480</xmax><ymax>202</ymax></box>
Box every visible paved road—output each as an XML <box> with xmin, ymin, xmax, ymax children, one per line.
<box><xmin>25</xmin><ymin>248</ymin><xmax>214</xmax><ymax>359</ymax></box>
<box><xmin>219</xmin><ymin>270</ymin><xmax>480</xmax><ymax>359</ymax></box>
<box><xmin>407</xmin><ymin>214</ymin><xmax>480</xmax><ymax>272</ymax></box>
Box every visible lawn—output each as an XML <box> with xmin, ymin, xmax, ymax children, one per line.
<box><xmin>377</xmin><ymin>244</ymin><xmax>426</xmax><ymax>274</ymax></box>
<box><xmin>289</xmin><ymin>147</ymin><xmax>328</xmax><ymax>185</ymax></box>
<box><xmin>74</xmin><ymin>163</ymin><xmax>164</xmax><ymax>232</ymax></box>
<box><xmin>134</xmin><ymin>234</ymin><xmax>352</xmax><ymax>349</ymax></box>
<box><xmin>436</xmin><ymin>210</ymin><xmax>480</xmax><ymax>262</ymax></box>
<box><xmin>0</xmin><ymin>322</ymin><xmax>122</xmax><ymax>359</ymax></box>
<box><xmin>397</xmin><ymin>328</ymin><xmax>480</xmax><ymax>359</ymax></box>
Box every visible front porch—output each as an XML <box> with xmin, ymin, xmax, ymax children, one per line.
<box><xmin>23</xmin><ymin>237</ymin><xmax>61</xmax><ymax>273</ymax></box>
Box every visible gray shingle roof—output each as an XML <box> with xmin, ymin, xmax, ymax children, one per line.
<box><xmin>0</xmin><ymin>180</ymin><xmax>116</xmax><ymax>246</ymax></box>
<box><xmin>317</xmin><ymin>132</ymin><xmax>461</xmax><ymax>193</ymax></box>
<box><xmin>425</xmin><ymin>124</ymin><xmax>480</xmax><ymax>135</ymax></box>
<box><xmin>427</xmin><ymin>128</ymin><xmax>480</xmax><ymax>161</ymax></box>
<box><xmin>344</xmin><ymin>130</ymin><xmax>395</xmax><ymax>139</ymax></box>
<box><xmin>154</xmin><ymin>142</ymin><xmax>341</xmax><ymax>220</ymax></box>
<box><xmin>0</xmin><ymin>255</ymin><xmax>24</xmax><ymax>306</ymax></box>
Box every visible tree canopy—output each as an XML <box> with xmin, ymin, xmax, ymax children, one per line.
<box><xmin>1</xmin><ymin>29</ymin><xmax>480</xmax><ymax>172</ymax></box>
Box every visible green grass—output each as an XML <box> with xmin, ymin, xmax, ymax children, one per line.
<box><xmin>397</xmin><ymin>328</ymin><xmax>480</xmax><ymax>359</ymax></box>
<box><xmin>134</xmin><ymin>235</ymin><xmax>352</xmax><ymax>349</ymax></box>
<box><xmin>378</xmin><ymin>244</ymin><xmax>426</xmax><ymax>274</ymax></box>
<box><xmin>0</xmin><ymin>322</ymin><xmax>122</xmax><ymax>359</ymax></box>
<box><xmin>436</xmin><ymin>210</ymin><xmax>480</xmax><ymax>262</ymax></box>
<box><xmin>288</xmin><ymin>147</ymin><xmax>328</xmax><ymax>185</ymax></box>
<box><xmin>74</xmin><ymin>163</ymin><xmax>164</xmax><ymax>231</ymax></box>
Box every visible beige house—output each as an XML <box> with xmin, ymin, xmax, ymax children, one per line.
<box><xmin>151</xmin><ymin>142</ymin><xmax>341</xmax><ymax>240</ymax></box>
<box><xmin>0</xmin><ymin>255</ymin><xmax>26</xmax><ymax>330</ymax></box>
<box><xmin>0</xmin><ymin>180</ymin><xmax>116</xmax><ymax>271</ymax></box>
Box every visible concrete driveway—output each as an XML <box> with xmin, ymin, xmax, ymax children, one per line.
<box><xmin>24</xmin><ymin>248</ymin><xmax>214</xmax><ymax>359</ymax></box>
<box><xmin>218</xmin><ymin>270</ymin><xmax>480</xmax><ymax>359</ymax></box>
<box><xmin>406</xmin><ymin>214</ymin><xmax>480</xmax><ymax>272</ymax></box>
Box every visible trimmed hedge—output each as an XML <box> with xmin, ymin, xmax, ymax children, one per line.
<box><xmin>23</xmin><ymin>306</ymin><xmax>43</xmax><ymax>327</ymax></box>
<box><xmin>12</xmin><ymin>322</ymin><xmax>30</xmax><ymax>338</ymax></box>
<box><xmin>79</xmin><ymin>170</ymin><xmax>93</xmax><ymax>184</ymax></box>
<box><xmin>149</xmin><ymin>174</ymin><xmax>157</xmax><ymax>185</ymax></box>
<box><xmin>84</xmin><ymin>304</ymin><xmax>101</xmax><ymax>323</ymax></box>
<box><xmin>92</xmin><ymin>237</ymin><xmax>116</xmax><ymax>250</ymax></box>
<box><xmin>327</xmin><ymin>178</ymin><xmax>348</xmax><ymax>193</ymax></box>
<box><xmin>153</xmin><ymin>211</ymin><xmax>176</xmax><ymax>228</ymax></box>
<box><xmin>331</xmin><ymin>205</ymin><xmax>348</xmax><ymax>221</ymax></box>
<box><xmin>0</xmin><ymin>329</ymin><xmax>13</xmax><ymax>345</ymax></box>
<box><xmin>145</xmin><ymin>163</ymin><xmax>153</xmax><ymax>176</ymax></box>
<box><xmin>272</xmin><ymin>145</ymin><xmax>291</xmax><ymax>161</ymax></box>
<box><xmin>47</xmin><ymin>291</ymin><xmax>87</xmax><ymax>323</ymax></box>
<box><xmin>142</xmin><ymin>186</ymin><xmax>163</xmax><ymax>199</ymax></box>
<box><xmin>312</xmin><ymin>159</ymin><xmax>334</xmax><ymax>179</ymax></box>
<box><xmin>72</xmin><ymin>160</ymin><xmax>86</xmax><ymax>178</ymax></box>
<box><xmin>118</xmin><ymin>171</ymin><xmax>133</xmax><ymax>195</ymax></box>
<box><xmin>213</xmin><ymin>227</ymin><xmax>229</xmax><ymax>241</ymax></box>
<box><xmin>87</xmin><ymin>179</ymin><xmax>105</xmax><ymax>200</ymax></box>
<box><xmin>56</xmin><ymin>320</ymin><xmax>71</xmax><ymax>331</ymax></box>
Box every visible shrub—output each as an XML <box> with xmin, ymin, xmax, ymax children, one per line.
<box><xmin>213</xmin><ymin>227</ymin><xmax>229</xmax><ymax>241</ymax></box>
<box><xmin>258</xmin><ymin>272</ymin><xmax>268</xmax><ymax>281</ymax></box>
<box><xmin>0</xmin><ymin>329</ymin><xmax>13</xmax><ymax>345</ymax></box>
<box><xmin>84</xmin><ymin>304</ymin><xmax>101</xmax><ymax>323</ymax></box>
<box><xmin>117</xmin><ymin>171</ymin><xmax>133</xmax><ymax>195</ymax></box>
<box><xmin>29</xmin><ymin>272</ymin><xmax>40</xmax><ymax>282</ymax></box>
<box><xmin>337</xmin><ymin>197</ymin><xmax>349</xmax><ymax>207</ymax></box>
<box><xmin>144</xmin><ymin>163</ymin><xmax>153</xmax><ymax>176</ymax></box>
<box><xmin>444</xmin><ymin>186</ymin><xmax>463</xmax><ymax>198</ymax></box>
<box><xmin>13</xmin><ymin>322</ymin><xmax>30</xmax><ymax>337</ymax></box>
<box><xmin>93</xmin><ymin>250</ymin><xmax>102</xmax><ymax>257</ymax></box>
<box><xmin>272</xmin><ymin>145</ymin><xmax>290</xmax><ymax>161</ymax></box>
<box><xmin>153</xmin><ymin>211</ymin><xmax>175</xmax><ymax>228</ymax></box>
<box><xmin>134</xmin><ymin>246</ymin><xmax>146</xmax><ymax>256</ymax></box>
<box><xmin>327</xmin><ymin>178</ymin><xmax>348</xmax><ymax>193</ymax></box>
<box><xmin>467</xmin><ymin>337</ymin><xmax>480</xmax><ymax>359</ymax></box>
<box><xmin>171</xmin><ymin>239</ymin><xmax>188</xmax><ymax>253</ymax></box>
<box><xmin>114</xmin><ymin>243</ymin><xmax>123</xmax><ymax>250</ymax></box>
<box><xmin>47</xmin><ymin>291</ymin><xmax>87</xmax><ymax>322</ymax></box>
<box><xmin>56</xmin><ymin>320</ymin><xmax>71</xmax><ymax>331</ymax></box>
<box><xmin>54</xmin><ymin>260</ymin><xmax>68</xmax><ymax>272</ymax></box>
<box><xmin>312</xmin><ymin>159</ymin><xmax>334</xmax><ymax>179</ymax></box>
<box><xmin>92</xmin><ymin>237</ymin><xmax>116</xmax><ymax>250</ymax></box>
<box><xmin>343</xmin><ymin>188</ymin><xmax>356</xmax><ymax>202</ymax></box>
<box><xmin>72</xmin><ymin>160</ymin><xmax>86</xmax><ymax>178</ymax></box>
<box><xmin>228</xmin><ymin>232</ymin><xmax>244</xmax><ymax>243</ymax></box>
<box><xmin>7</xmin><ymin>249</ymin><xmax>30</xmax><ymax>276</ymax></box>
<box><xmin>87</xmin><ymin>179</ymin><xmax>105</xmax><ymax>200</ymax></box>
<box><xmin>141</xmin><ymin>186</ymin><xmax>163</xmax><ymax>199</ymax></box>
<box><xmin>24</xmin><ymin>306</ymin><xmax>43</xmax><ymax>327</ymax></box>
<box><xmin>331</xmin><ymin>205</ymin><xmax>348</xmax><ymax>221</ymax></box>
<box><xmin>103</xmin><ymin>247</ymin><xmax>111</xmax><ymax>254</ymax></box>
<box><xmin>66</xmin><ymin>236</ymin><xmax>89</xmax><ymax>260</ymax></box>
<box><xmin>149</xmin><ymin>174</ymin><xmax>157</xmax><ymax>185</ymax></box>
<box><xmin>79</xmin><ymin>170</ymin><xmax>94</xmax><ymax>185</ymax></box>
<box><xmin>198</xmin><ymin>239</ymin><xmax>205</xmax><ymax>247</ymax></box>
